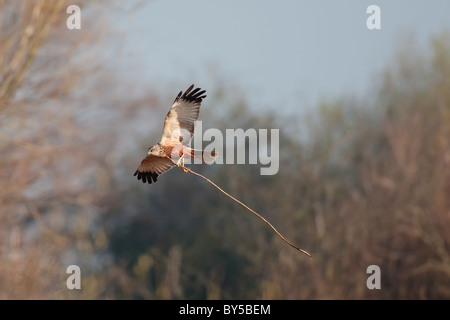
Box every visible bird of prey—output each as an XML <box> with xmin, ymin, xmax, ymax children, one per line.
<box><xmin>134</xmin><ymin>84</ymin><xmax>217</xmax><ymax>184</ymax></box>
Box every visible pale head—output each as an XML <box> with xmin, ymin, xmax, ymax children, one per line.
<box><xmin>147</xmin><ymin>143</ymin><xmax>164</xmax><ymax>156</ymax></box>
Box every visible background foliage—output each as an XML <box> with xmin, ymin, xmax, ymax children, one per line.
<box><xmin>1</xmin><ymin>2</ymin><xmax>449</xmax><ymax>299</ymax></box>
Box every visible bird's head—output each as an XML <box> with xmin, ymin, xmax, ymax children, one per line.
<box><xmin>148</xmin><ymin>143</ymin><xmax>161</xmax><ymax>155</ymax></box>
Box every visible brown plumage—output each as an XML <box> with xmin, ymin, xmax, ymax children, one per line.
<box><xmin>134</xmin><ymin>84</ymin><xmax>218</xmax><ymax>184</ymax></box>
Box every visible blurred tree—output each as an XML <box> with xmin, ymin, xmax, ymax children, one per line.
<box><xmin>1</xmin><ymin>0</ymin><xmax>449</xmax><ymax>300</ymax></box>
<box><xmin>0</xmin><ymin>0</ymin><xmax>131</xmax><ymax>299</ymax></box>
<box><xmin>103</xmin><ymin>33</ymin><xmax>450</xmax><ymax>299</ymax></box>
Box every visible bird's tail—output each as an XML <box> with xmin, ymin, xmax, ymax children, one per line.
<box><xmin>183</xmin><ymin>147</ymin><xmax>218</xmax><ymax>163</ymax></box>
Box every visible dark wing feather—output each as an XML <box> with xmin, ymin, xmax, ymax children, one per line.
<box><xmin>160</xmin><ymin>84</ymin><xmax>206</xmax><ymax>145</ymax></box>
<box><xmin>133</xmin><ymin>155</ymin><xmax>175</xmax><ymax>184</ymax></box>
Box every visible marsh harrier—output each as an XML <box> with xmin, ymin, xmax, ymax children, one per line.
<box><xmin>134</xmin><ymin>85</ymin><xmax>217</xmax><ymax>184</ymax></box>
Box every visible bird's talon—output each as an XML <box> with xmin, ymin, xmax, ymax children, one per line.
<box><xmin>176</xmin><ymin>155</ymin><xmax>184</xmax><ymax>167</ymax></box>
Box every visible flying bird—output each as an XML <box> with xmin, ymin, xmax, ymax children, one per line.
<box><xmin>134</xmin><ymin>84</ymin><xmax>217</xmax><ymax>184</ymax></box>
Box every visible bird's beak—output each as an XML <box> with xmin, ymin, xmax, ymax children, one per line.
<box><xmin>147</xmin><ymin>149</ymin><xmax>151</xmax><ymax>155</ymax></box>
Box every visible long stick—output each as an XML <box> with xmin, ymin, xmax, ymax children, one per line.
<box><xmin>179</xmin><ymin>165</ymin><xmax>312</xmax><ymax>259</ymax></box>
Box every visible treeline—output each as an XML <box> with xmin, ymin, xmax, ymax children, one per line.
<box><xmin>1</xmin><ymin>2</ymin><xmax>449</xmax><ymax>299</ymax></box>
<box><xmin>100</xmin><ymin>33</ymin><xmax>450</xmax><ymax>299</ymax></box>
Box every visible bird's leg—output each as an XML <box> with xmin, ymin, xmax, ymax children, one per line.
<box><xmin>176</xmin><ymin>154</ymin><xmax>188</xmax><ymax>172</ymax></box>
<box><xmin>176</xmin><ymin>154</ymin><xmax>184</xmax><ymax>167</ymax></box>
<box><xmin>181</xmin><ymin>158</ymin><xmax>188</xmax><ymax>172</ymax></box>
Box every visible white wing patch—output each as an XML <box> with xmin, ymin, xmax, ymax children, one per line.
<box><xmin>135</xmin><ymin>85</ymin><xmax>207</xmax><ymax>185</ymax></box>
<box><xmin>160</xmin><ymin>85</ymin><xmax>206</xmax><ymax>145</ymax></box>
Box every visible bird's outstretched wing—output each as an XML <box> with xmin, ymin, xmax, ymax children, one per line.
<box><xmin>133</xmin><ymin>155</ymin><xmax>175</xmax><ymax>184</ymax></box>
<box><xmin>160</xmin><ymin>84</ymin><xmax>206</xmax><ymax>145</ymax></box>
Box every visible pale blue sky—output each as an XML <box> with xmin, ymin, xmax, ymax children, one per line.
<box><xmin>110</xmin><ymin>0</ymin><xmax>450</xmax><ymax>114</ymax></box>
